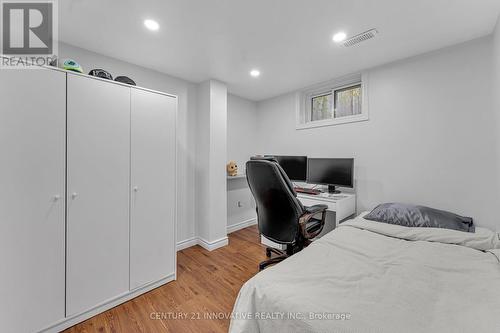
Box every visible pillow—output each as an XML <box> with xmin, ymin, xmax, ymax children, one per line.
<box><xmin>342</xmin><ymin>213</ymin><xmax>497</xmax><ymax>251</ymax></box>
<box><xmin>363</xmin><ymin>203</ymin><xmax>474</xmax><ymax>233</ymax></box>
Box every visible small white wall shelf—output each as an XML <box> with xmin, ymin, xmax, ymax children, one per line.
<box><xmin>227</xmin><ymin>174</ymin><xmax>246</xmax><ymax>180</ymax></box>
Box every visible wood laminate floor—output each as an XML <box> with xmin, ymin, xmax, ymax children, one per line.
<box><xmin>64</xmin><ymin>225</ymin><xmax>265</xmax><ymax>333</ymax></box>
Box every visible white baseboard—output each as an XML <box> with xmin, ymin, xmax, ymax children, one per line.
<box><xmin>40</xmin><ymin>274</ymin><xmax>175</xmax><ymax>333</ymax></box>
<box><xmin>197</xmin><ymin>236</ymin><xmax>229</xmax><ymax>251</ymax></box>
<box><xmin>227</xmin><ymin>218</ymin><xmax>257</xmax><ymax>234</ymax></box>
<box><xmin>176</xmin><ymin>237</ymin><xmax>198</xmax><ymax>251</ymax></box>
<box><xmin>176</xmin><ymin>218</ymin><xmax>256</xmax><ymax>252</ymax></box>
<box><xmin>176</xmin><ymin>236</ymin><xmax>229</xmax><ymax>252</ymax></box>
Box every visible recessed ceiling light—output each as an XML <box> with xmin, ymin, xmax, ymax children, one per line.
<box><xmin>250</xmin><ymin>69</ymin><xmax>260</xmax><ymax>77</ymax></box>
<box><xmin>332</xmin><ymin>32</ymin><xmax>347</xmax><ymax>43</ymax></box>
<box><xmin>144</xmin><ymin>19</ymin><xmax>160</xmax><ymax>31</ymax></box>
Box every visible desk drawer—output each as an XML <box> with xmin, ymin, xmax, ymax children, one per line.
<box><xmin>298</xmin><ymin>197</ymin><xmax>337</xmax><ymax>211</ymax></box>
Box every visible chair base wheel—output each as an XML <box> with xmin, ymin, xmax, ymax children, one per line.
<box><xmin>259</xmin><ymin>254</ymin><xmax>288</xmax><ymax>271</ymax></box>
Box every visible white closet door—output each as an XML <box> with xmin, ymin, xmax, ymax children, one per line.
<box><xmin>0</xmin><ymin>69</ymin><xmax>66</xmax><ymax>332</ymax></box>
<box><xmin>66</xmin><ymin>74</ymin><xmax>130</xmax><ymax>315</ymax></box>
<box><xmin>130</xmin><ymin>89</ymin><xmax>176</xmax><ymax>289</ymax></box>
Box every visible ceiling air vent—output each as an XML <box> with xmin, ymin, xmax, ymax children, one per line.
<box><xmin>343</xmin><ymin>29</ymin><xmax>378</xmax><ymax>47</ymax></box>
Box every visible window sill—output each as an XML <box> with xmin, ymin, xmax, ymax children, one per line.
<box><xmin>296</xmin><ymin>113</ymin><xmax>369</xmax><ymax>130</ymax></box>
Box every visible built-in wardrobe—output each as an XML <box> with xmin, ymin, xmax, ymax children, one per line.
<box><xmin>0</xmin><ymin>67</ymin><xmax>177</xmax><ymax>333</ymax></box>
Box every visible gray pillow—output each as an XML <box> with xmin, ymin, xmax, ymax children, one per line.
<box><xmin>364</xmin><ymin>203</ymin><xmax>475</xmax><ymax>233</ymax></box>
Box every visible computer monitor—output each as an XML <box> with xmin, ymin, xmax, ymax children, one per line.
<box><xmin>307</xmin><ymin>158</ymin><xmax>354</xmax><ymax>193</ymax></box>
<box><xmin>265</xmin><ymin>155</ymin><xmax>307</xmax><ymax>182</ymax></box>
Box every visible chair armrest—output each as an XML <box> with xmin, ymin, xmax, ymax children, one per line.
<box><xmin>299</xmin><ymin>205</ymin><xmax>328</xmax><ymax>240</ymax></box>
<box><xmin>305</xmin><ymin>204</ymin><xmax>328</xmax><ymax>214</ymax></box>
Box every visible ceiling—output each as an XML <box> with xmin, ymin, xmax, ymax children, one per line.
<box><xmin>59</xmin><ymin>0</ymin><xmax>500</xmax><ymax>101</ymax></box>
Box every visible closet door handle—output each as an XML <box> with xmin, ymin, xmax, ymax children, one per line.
<box><xmin>53</xmin><ymin>194</ymin><xmax>61</xmax><ymax>202</ymax></box>
<box><xmin>71</xmin><ymin>192</ymin><xmax>78</xmax><ymax>200</ymax></box>
<box><xmin>133</xmin><ymin>186</ymin><xmax>139</xmax><ymax>193</ymax></box>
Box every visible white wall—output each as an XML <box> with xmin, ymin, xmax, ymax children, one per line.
<box><xmin>59</xmin><ymin>43</ymin><xmax>197</xmax><ymax>244</ymax></box>
<box><xmin>495</xmin><ymin>16</ymin><xmax>500</xmax><ymax>108</ymax></box>
<box><xmin>494</xmin><ymin>16</ymin><xmax>500</xmax><ymax>202</ymax></box>
<box><xmin>195</xmin><ymin>81</ymin><xmax>211</xmax><ymax>243</ymax></box>
<box><xmin>209</xmin><ymin>81</ymin><xmax>229</xmax><ymax>242</ymax></box>
<box><xmin>227</xmin><ymin>95</ymin><xmax>258</xmax><ymax>231</ymax></box>
<box><xmin>256</xmin><ymin>37</ymin><xmax>499</xmax><ymax>230</ymax></box>
<box><xmin>195</xmin><ymin>80</ymin><xmax>228</xmax><ymax>247</ymax></box>
<box><xmin>227</xmin><ymin>94</ymin><xmax>258</xmax><ymax>172</ymax></box>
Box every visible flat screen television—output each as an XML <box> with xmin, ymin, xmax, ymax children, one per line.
<box><xmin>307</xmin><ymin>158</ymin><xmax>354</xmax><ymax>193</ymax></box>
<box><xmin>265</xmin><ymin>155</ymin><xmax>308</xmax><ymax>182</ymax></box>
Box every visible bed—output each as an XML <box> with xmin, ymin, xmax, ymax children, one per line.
<box><xmin>229</xmin><ymin>212</ymin><xmax>500</xmax><ymax>333</ymax></box>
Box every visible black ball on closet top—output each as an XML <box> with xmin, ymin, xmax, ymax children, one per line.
<box><xmin>115</xmin><ymin>76</ymin><xmax>136</xmax><ymax>86</ymax></box>
<box><xmin>88</xmin><ymin>69</ymin><xmax>113</xmax><ymax>80</ymax></box>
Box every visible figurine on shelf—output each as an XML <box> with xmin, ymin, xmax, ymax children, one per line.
<box><xmin>226</xmin><ymin>160</ymin><xmax>238</xmax><ymax>177</ymax></box>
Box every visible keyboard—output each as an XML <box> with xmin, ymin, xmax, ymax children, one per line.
<box><xmin>294</xmin><ymin>187</ymin><xmax>321</xmax><ymax>195</ymax></box>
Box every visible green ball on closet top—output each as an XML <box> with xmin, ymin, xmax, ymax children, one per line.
<box><xmin>61</xmin><ymin>59</ymin><xmax>84</xmax><ymax>73</ymax></box>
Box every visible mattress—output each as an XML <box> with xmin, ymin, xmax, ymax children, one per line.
<box><xmin>229</xmin><ymin>213</ymin><xmax>500</xmax><ymax>333</ymax></box>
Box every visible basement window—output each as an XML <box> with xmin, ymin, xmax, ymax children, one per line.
<box><xmin>296</xmin><ymin>73</ymin><xmax>368</xmax><ymax>129</ymax></box>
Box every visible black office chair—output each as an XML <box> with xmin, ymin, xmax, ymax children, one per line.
<box><xmin>246</xmin><ymin>157</ymin><xmax>328</xmax><ymax>271</ymax></box>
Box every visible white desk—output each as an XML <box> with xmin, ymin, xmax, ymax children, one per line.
<box><xmin>261</xmin><ymin>192</ymin><xmax>356</xmax><ymax>249</ymax></box>
<box><xmin>297</xmin><ymin>192</ymin><xmax>356</xmax><ymax>226</ymax></box>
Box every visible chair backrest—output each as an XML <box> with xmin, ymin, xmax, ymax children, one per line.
<box><xmin>246</xmin><ymin>157</ymin><xmax>305</xmax><ymax>244</ymax></box>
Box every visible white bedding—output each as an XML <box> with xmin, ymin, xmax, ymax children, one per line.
<box><xmin>229</xmin><ymin>213</ymin><xmax>500</xmax><ymax>333</ymax></box>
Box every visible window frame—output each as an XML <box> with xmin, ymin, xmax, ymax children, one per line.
<box><xmin>310</xmin><ymin>92</ymin><xmax>333</xmax><ymax>122</ymax></box>
<box><xmin>296</xmin><ymin>73</ymin><xmax>369</xmax><ymax>130</ymax></box>
<box><xmin>333</xmin><ymin>83</ymin><xmax>362</xmax><ymax>118</ymax></box>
